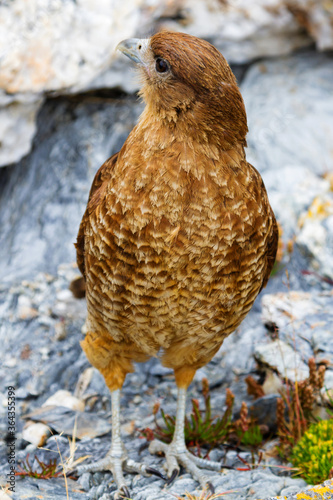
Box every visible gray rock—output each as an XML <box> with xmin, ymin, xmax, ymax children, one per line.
<box><xmin>242</xmin><ymin>51</ymin><xmax>333</xmax><ymax>178</ymax></box>
<box><xmin>0</xmin><ymin>96</ymin><xmax>142</xmax><ymax>284</ymax></box>
<box><xmin>312</xmin><ymin>328</ymin><xmax>333</xmax><ymax>357</ymax></box>
<box><xmin>5</xmin><ymin>476</ymin><xmax>86</xmax><ymax>499</ymax></box>
<box><xmin>248</xmin><ymin>394</ymin><xmax>280</xmax><ymax>432</ymax></box>
<box><xmin>261</xmin><ymin>291</ymin><xmax>333</xmax><ymax>364</ymax></box>
<box><xmin>78</xmin><ymin>471</ymin><xmax>93</xmax><ymax>492</ymax></box>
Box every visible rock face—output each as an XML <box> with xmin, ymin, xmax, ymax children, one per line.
<box><xmin>0</xmin><ymin>95</ymin><xmax>143</xmax><ymax>283</ymax></box>
<box><xmin>0</xmin><ymin>0</ymin><xmax>142</xmax><ymax>167</ymax></box>
<box><xmin>3</xmin><ymin>0</ymin><xmax>333</xmax><ymax>166</ymax></box>
<box><xmin>0</xmin><ymin>0</ymin><xmax>141</xmax><ymax>95</ymax></box>
<box><xmin>242</xmin><ymin>51</ymin><xmax>333</xmax><ymax>179</ymax></box>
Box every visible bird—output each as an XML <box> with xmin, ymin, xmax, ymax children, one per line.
<box><xmin>74</xmin><ymin>30</ymin><xmax>278</xmax><ymax>498</ymax></box>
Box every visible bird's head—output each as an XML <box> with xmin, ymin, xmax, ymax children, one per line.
<box><xmin>117</xmin><ymin>31</ymin><xmax>247</xmax><ymax>146</ymax></box>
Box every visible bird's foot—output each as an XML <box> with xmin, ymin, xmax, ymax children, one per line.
<box><xmin>75</xmin><ymin>454</ymin><xmax>164</xmax><ymax>499</ymax></box>
<box><xmin>149</xmin><ymin>439</ymin><xmax>221</xmax><ymax>492</ymax></box>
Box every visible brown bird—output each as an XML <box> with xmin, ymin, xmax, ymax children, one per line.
<box><xmin>75</xmin><ymin>31</ymin><xmax>278</xmax><ymax>497</ymax></box>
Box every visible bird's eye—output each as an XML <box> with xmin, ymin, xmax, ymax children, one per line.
<box><xmin>155</xmin><ymin>57</ymin><xmax>169</xmax><ymax>73</ymax></box>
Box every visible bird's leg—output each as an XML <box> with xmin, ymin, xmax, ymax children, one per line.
<box><xmin>149</xmin><ymin>367</ymin><xmax>222</xmax><ymax>491</ymax></box>
<box><xmin>76</xmin><ymin>333</ymin><xmax>164</xmax><ymax>496</ymax></box>
<box><xmin>76</xmin><ymin>389</ymin><xmax>164</xmax><ymax>498</ymax></box>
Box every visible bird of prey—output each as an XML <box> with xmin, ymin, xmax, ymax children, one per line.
<box><xmin>75</xmin><ymin>31</ymin><xmax>278</xmax><ymax>497</ymax></box>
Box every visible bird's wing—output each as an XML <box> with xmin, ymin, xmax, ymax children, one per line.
<box><xmin>261</xmin><ymin>205</ymin><xmax>279</xmax><ymax>291</ymax></box>
<box><xmin>75</xmin><ymin>152</ymin><xmax>118</xmax><ymax>278</ymax></box>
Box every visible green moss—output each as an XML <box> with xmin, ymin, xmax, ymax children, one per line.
<box><xmin>290</xmin><ymin>419</ymin><xmax>333</xmax><ymax>484</ymax></box>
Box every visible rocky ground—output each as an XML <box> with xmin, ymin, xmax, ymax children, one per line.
<box><xmin>0</xmin><ymin>24</ymin><xmax>333</xmax><ymax>500</ymax></box>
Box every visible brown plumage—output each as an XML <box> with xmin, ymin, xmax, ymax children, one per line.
<box><xmin>75</xmin><ymin>31</ymin><xmax>278</xmax><ymax>495</ymax></box>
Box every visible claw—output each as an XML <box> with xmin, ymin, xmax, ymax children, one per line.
<box><xmin>166</xmin><ymin>468</ymin><xmax>179</xmax><ymax>486</ymax></box>
<box><xmin>118</xmin><ymin>485</ymin><xmax>131</xmax><ymax>499</ymax></box>
<box><xmin>207</xmin><ymin>481</ymin><xmax>215</xmax><ymax>494</ymax></box>
<box><xmin>145</xmin><ymin>466</ymin><xmax>166</xmax><ymax>480</ymax></box>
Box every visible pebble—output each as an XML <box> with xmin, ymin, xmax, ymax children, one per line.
<box><xmin>43</xmin><ymin>390</ymin><xmax>85</xmax><ymax>412</ymax></box>
<box><xmin>22</xmin><ymin>422</ymin><xmax>51</xmax><ymax>447</ymax></box>
<box><xmin>78</xmin><ymin>472</ymin><xmax>92</xmax><ymax>491</ymax></box>
<box><xmin>17</xmin><ymin>294</ymin><xmax>39</xmax><ymax>320</ymax></box>
<box><xmin>54</xmin><ymin>320</ymin><xmax>67</xmax><ymax>341</ymax></box>
<box><xmin>3</xmin><ymin>357</ymin><xmax>17</xmax><ymax>368</ymax></box>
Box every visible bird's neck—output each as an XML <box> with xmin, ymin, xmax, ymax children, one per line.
<box><xmin>135</xmin><ymin>105</ymin><xmax>246</xmax><ymax>159</ymax></box>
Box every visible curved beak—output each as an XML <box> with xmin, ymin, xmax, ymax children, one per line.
<box><xmin>116</xmin><ymin>38</ymin><xmax>149</xmax><ymax>65</ymax></box>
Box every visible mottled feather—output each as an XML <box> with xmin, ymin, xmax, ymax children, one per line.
<box><xmin>75</xmin><ymin>31</ymin><xmax>278</xmax><ymax>391</ymax></box>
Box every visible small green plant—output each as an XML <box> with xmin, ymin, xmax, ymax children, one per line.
<box><xmin>16</xmin><ymin>453</ymin><xmax>63</xmax><ymax>479</ymax></box>
<box><xmin>290</xmin><ymin>419</ymin><xmax>333</xmax><ymax>484</ymax></box>
<box><xmin>142</xmin><ymin>380</ymin><xmax>234</xmax><ymax>456</ymax></box>
<box><xmin>237</xmin><ymin>423</ymin><xmax>263</xmax><ymax>448</ymax></box>
<box><xmin>141</xmin><ymin>379</ymin><xmax>265</xmax><ymax>457</ymax></box>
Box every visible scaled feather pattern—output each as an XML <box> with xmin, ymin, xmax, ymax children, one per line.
<box><xmin>74</xmin><ymin>30</ymin><xmax>278</xmax><ymax>494</ymax></box>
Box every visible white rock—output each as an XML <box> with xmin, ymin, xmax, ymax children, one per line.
<box><xmin>0</xmin><ymin>0</ymin><xmax>311</xmax><ymax>95</ymax></box>
<box><xmin>56</xmin><ymin>289</ymin><xmax>73</xmax><ymax>302</ymax></box>
<box><xmin>54</xmin><ymin>321</ymin><xmax>67</xmax><ymax>341</ymax></box>
<box><xmin>173</xmin><ymin>0</ymin><xmax>312</xmax><ymax>63</ymax></box>
<box><xmin>43</xmin><ymin>390</ymin><xmax>85</xmax><ymax>412</ymax></box>
<box><xmin>0</xmin><ymin>96</ymin><xmax>43</xmax><ymax>166</ymax></box>
<box><xmin>323</xmin><ymin>370</ymin><xmax>333</xmax><ymax>391</ymax></box>
<box><xmin>288</xmin><ymin>0</ymin><xmax>333</xmax><ymax>50</ymax></box>
<box><xmin>262</xmin><ymin>370</ymin><xmax>283</xmax><ymax>395</ymax></box>
<box><xmin>22</xmin><ymin>421</ymin><xmax>51</xmax><ymax>447</ymax></box>
<box><xmin>17</xmin><ymin>294</ymin><xmax>38</xmax><ymax>320</ymax></box>
<box><xmin>254</xmin><ymin>339</ymin><xmax>309</xmax><ymax>382</ymax></box>
<box><xmin>0</xmin><ymin>0</ymin><xmax>142</xmax><ymax>95</ymax></box>
<box><xmin>3</xmin><ymin>357</ymin><xmax>17</xmax><ymax>368</ymax></box>
<box><xmin>0</xmin><ymin>0</ymin><xmax>142</xmax><ymax>167</ymax></box>
<box><xmin>261</xmin><ymin>291</ymin><xmax>319</xmax><ymax>329</ymax></box>
<box><xmin>0</xmin><ymin>491</ymin><xmax>12</xmax><ymax>500</ymax></box>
